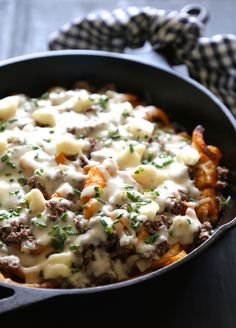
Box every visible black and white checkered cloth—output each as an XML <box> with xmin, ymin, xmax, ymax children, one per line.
<box><xmin>48</xmin><ymin>7</ymin><xmax>236</xmax><ymax>115</ymax></box>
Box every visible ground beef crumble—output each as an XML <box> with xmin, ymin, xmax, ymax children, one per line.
<box><xmin>46</xmin><ymin>199</ymin><xmax>69</xmax><ymax>221</ymax></box>
<box><xmin>0</xmin><ymin>222</ymin><xmax>33</xmax><ymax>245</ymax></box>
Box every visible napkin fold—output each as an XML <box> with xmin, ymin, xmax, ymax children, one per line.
<box><xmin>48</xmin><ymin>7</ymin><xmax>236</xmax><ymax>115</ymax></box>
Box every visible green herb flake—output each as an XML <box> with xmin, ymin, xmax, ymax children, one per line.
<box><xmin>18</xmin><ymin>177</ymin><xmax>26</xmax><ymax>186</ymax></box>
<box><xmin>134</xmin><ymin>167</ymin><xmax>144</xmax><ymax>174</ymax></box>
<box><xmin>35</xmin><ymin>221</ymin><xmax>47</xmax><ymax>228</ymax></box>
<box><xmin>186</xmin><ymin>218</ymin><xmax>192</xmax><ymax>225</ymax></box>
<box><xmin>35</xmin><ymin>168</ymin><xmax>44</xmax><ymax>176</ymax></box>
<box><xmin>129</xmin><ymin>144</ymin><xmax>134</xmax><ymax>153</ymax></box>
<box><xmin>73</xmin><ymin>188</ymin><xmax>81</xmax><ymax>196</ymax></box>
<box><xmin>71</xmin><ymin>267</ymin><xmax>80</xmax><ymax>273</ymax></box>
<box><xmin>43</xmin><ymin>138</ymin><xmax>51</xmax><ymax>143</ymax></box>
<box><xmin>60</xmin><ymin>212</ymin><xmax>68</xmax><ymax>222</ymax></box>
<box><xmin>126</xmin><ymin>192</ymin><xmax>142</xmax><ymax>202</ymax></box>
<box><xmin>6</xmin><ymin>161</ymin><xmax>16</xmax><ymax>169</ymax></box>
<box><xmin>220</xmin><ymin>196</ymin><xmax>231</xmax><ymax>207</ymax></box>
<box><xmin>0</xmin><ymin>121</ymin><xmax>7</xmax><ymax>132</ymax></box>
<box><xmin>70</xmin><ymin>244</ymin><xmax>80</xmax><ymax>251</ymax></box>
<box><xmin>49</xmin><ymin>224</ymin><xmax>67</xmax><ymax>251</ymax></box>
<box><xmin>1</xmin><ymin>154</ymin><xmax>9</xmax><ymax>162</ymax></box>
<box><xmin>108</xmin><ymin>129</ymin><xmax>120</xmax><ymax>140</ymax></box>
<box><xmin>9</xmin><ymin>118</ymin><xmax>18</xmax><ymax>124</ymax></box>
<box><xmin>122</xmin><ymin>110</ymin><xmax>130</xmax><ymax>118</ymax></box>
<box><xmin>144</xmin><ymin>233</ymin><xmax>159</xmax><ymax>244</ymax></box>
<box><xmin>152</xmin><ymin>153</ymin><xmax>173</xmax><ymax>168</ymax></box>
<box><xmin>116</xmin><ymin>213</ymin><xmax>123</xmax><ymax>220</ymax></box>
<box><xmin>9</xmin><ymin>190</ymin><xmax>19</xmax><ymax>196</ymax></box>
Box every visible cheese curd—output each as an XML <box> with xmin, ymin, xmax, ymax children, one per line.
<box><xmin>0</xmin><ymin>85</ymin><xmax>219</xmax><ymax>289</ymax></box>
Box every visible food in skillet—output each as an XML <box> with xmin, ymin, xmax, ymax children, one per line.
<box><xmin>0</xmin><ymin>84</ymin><xmax>228</xmax><ymax>288</ymax></box>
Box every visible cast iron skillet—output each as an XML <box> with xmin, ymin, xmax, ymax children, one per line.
<box><xmin>0</xmin><ymin>50</ymin><xmax>235</xmax><ymax>314</ymax></box>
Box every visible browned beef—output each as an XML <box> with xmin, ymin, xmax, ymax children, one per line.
<box><xmin>144</xmin><ymin>215</ymin><xmax>171</xmax><ymax>234</ymax></box>
<box><xmin>46</xmin><ymin>199</ymin><xmax>69</xmax><ymax>221</ymax></box>
<box><xmin>0</xmin><ymin>258</ymin><xmax>19</xmax><ymax>270</ymax></box>
<box><xmin>82</xmin><ymin>245</ymin><xmax>95</xmax><ymax>265</ymax></box>
<box><xmin>94</xmin><ymin>272</ymin><xmax>117</xmax><ymax>286</ymax></box>
<box><xmin>78</xmin><ymin>154</ymin><xmax>89</xmax><ymax>168</ymax></box>
<box><xmin>27</xmin><ymin>176</ymin><xmax>49</xmax><ymax>199</ymax></box>
<box><xmin>197</xmin><ymin>221</ymin><xmax>212</xmax><ymax>244</ymax></box>
<box><xmin>142</xmin><ymin>241</ymin><xmax>170</xmax><ymax>260</ymax></box>
<box><xmin>0</xmin><ymin>222</ymin><xmax>33</xmax><ymax>245</ymax></box>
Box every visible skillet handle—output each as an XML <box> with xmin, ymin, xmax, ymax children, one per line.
<box><xmin>180</xmin><ymin>4</ymin><xmax>209</xmax><ymax>24</ymax></box>
<box><xmin>0</xmin><ymin>284</ymin><xmax>57</xmax><ymax>314</ymax></box>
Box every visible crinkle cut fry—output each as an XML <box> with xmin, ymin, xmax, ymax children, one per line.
<box><xmin>192</xmin><ymin>125</ymin><xmax>222</xmax><ymax>223</ymax></box>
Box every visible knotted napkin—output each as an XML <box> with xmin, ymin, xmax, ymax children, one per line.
<box><xmin>48</xmin><ymin>7</ymin><xmax>236</xmax><ymax>115</ymax></box>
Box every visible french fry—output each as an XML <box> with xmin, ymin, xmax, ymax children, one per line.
<box><xmin>137</xmin><ymin>227</ymin><xmax>149</xmax><ymax>241</ymax></box>
<box><xmin>55</xmin><ymin>152</ymin><xmax>67</xmax><ymax>164</ymax></box>
<box><xmin>192</xmin><ymin>126</ymin><xmax>221</xmax><ymax>223</ymax></box>
<box><xmin>81</xmin><ymin>166</ymin><xmax>106</xmax><ymax>218</ymax></box>
<box><xmin>151</xmin><ymin>244</ymin><xmax>183</xmax><ymax>269</ymax></box>
<box><xmin>144</xmin><ymin>107</ymin><xmax>170</xmax><ymax>126</ymax></box>
<box><xmin>123</xmin><ymin>93</ymin><xmax>141</xmax><ymax>107</ymax></box>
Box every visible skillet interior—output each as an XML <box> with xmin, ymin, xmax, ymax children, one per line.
<box><xmin>0</xmin><ymin>50</ymin><xmax>235</xmax><ymax>300</ymax></box>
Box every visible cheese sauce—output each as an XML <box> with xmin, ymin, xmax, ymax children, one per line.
<box><xmin>0</xmin><ymin>87</ymin><xmax>206</xmax><ymax>288</ymax></box>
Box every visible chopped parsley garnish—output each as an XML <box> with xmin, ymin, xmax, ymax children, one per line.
<box><xmin>134</xmin><ymin>167</ymin><xmax>144</xmax><ymax>174</ymax></box>
<box><xmin>5</xmin><ymin>172</ymin><xmax>12</xmax><ymax>176</ymax></box>
<box><xmin>144</xmin><ymin>188</ymin><xmax>160</xmax><ymax>196</ymax></box>
<box><xmin>186</xmin><ymin>218</ymin><xmax>192</xmax><ymax>225</ymax></box>
<box><xmin>108</xmin><ymin>129</ymin><xmax>120</xmax><ymax>140</ymax></box>
<box><xmin>124</xmin><ymin>184</ymin><xmax>134</xmax><ymax>190</ymax></box>
<box><xmin>152</xmin><ymin>153</ymin><xmax>173</xmax><ymax>168</ymax></box>
<box><xmin>9</xmin><ymin>118</ymin><xmax>18</xmax><ymax>124</ymax></box>
<box><xmin>98</xmin><ymin>96</ymin><xmax>108</xmax><ymax>110</ymax></box>
<box><xmin>18</xmin><ymin>177</ymin><xmax>26</xmax><ymax>186</ymax></box>
<box><xmin>1</xmin><ymin>153</ymin><xmax>9</xmax><ymax>162</ymax></box>
<box><xmin>49</xmin><ymin>225</ymin><xmax>67</xmax><ymax>251</ymax></box>
<box><xmin>100</xmin><ymin>219</ymin><xmax>113</xmax><ymax>235</ymax></box>
<box><xmin>129</xmin><ymin>144</ymin><xmax>134</xmax><ymax>153</ymax></box>
<box><xmin>220</xmin><ymin>196</ymin><xmax>231</xmax><ymax>207</ymax></box>
<box><xmin>71</xmin><ymin>267</ymin><xmax>80</xmax><ymax>273</ymax></box>
<box><xmin>73</xmin><ymin>188</ymin><xmax>81</xmax><ymax>196</ymax></box>
<box><xmin>126</xmin><ymin>192</ymin><xmax>142</xmax><ymax>202</ymax></box>
<box><xmin>6</xmin><ymin>161</ymin><xmax>16</xmax><ymax>169</ymax></box>
<box><xmin>35</xmin><ymin>168</ymin><xmax>44</xmax><ymax>176</ymax></box>
<box><xmin>116</xmin><ymin>213</ymin><xmax>123</xmax><ymax>220</ymax></box>
<box><xmin>188</xmin><ymin>198</ymin><xmax>196</xmax><ymax>202</ymax></box>
<box><xmin>32</xmin><ymin>145</ymin><xmax>39</xmax><ymax>150</ymax></box>
<box><xmin>70</xmin><ymin>244</ymin><xmax>80</xmax><ymax>251</ymax></box>
<box><xmin>122</xmin><ymin>110</ymin><xmax>130</xmax><ymax>118</ymax></box>
<box><xmin>94</xmin><ymin>186</ymin><xmax>104</xmax><ymax>197</ymax></box>
<box><xmin>0</xmin><ymin>121</ymin><xmax>7</xmax><ymax>132</ymax></box>
<box><xmin>60</xmin><ymin>212</ymin><xmax>68</xmax><ymax>222</ymax></box>
<box><xmin>9</xmin><ymin>190</ymin><xmax>19</xmax><ymax>196</ymax></box>
<box><xmin>142</xmin><ymin>153</ymin><xmax>154</xmax><ymax>164</ymax></box>
<box><xmin>49</xmin><ymin>130</ymin><xmax>55</xmax><ymax>134</ymax></box>
<box><xmin>43</xmin><ymin>138</ymin><xmax>51</xmax><ymax>143</ymax></box>
<box><xmin>144</xmin><ymin>233</ymin><xmax>159</xmax><ymax>244</ymax></box>
<box><xmin>35</xmin><ymin>221</ymin><xmax>47</xmax><ymax>228</ymax></box>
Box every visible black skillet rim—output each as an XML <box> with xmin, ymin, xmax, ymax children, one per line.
<box><xmin>0</xmin><ymin>49</ymin><xmax>235</xmax><ymax>296</ymax></box>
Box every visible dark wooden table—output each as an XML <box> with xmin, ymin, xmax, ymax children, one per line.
<box><xmin>0</xmin><ymin>1</ymin><xmax>236</xmax><ymax>326</ymax></box>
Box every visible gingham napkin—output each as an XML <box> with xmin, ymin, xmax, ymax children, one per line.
<box><xmin>48</xmin><ymin>7</ymin><xmax>236</xmax><ymax>115</ymax></box>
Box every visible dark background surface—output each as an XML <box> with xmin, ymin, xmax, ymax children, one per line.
<box><xmin>0</xmin><ymin>0</ymin><xmax>236</xmax><ymax>326</ymax></box>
